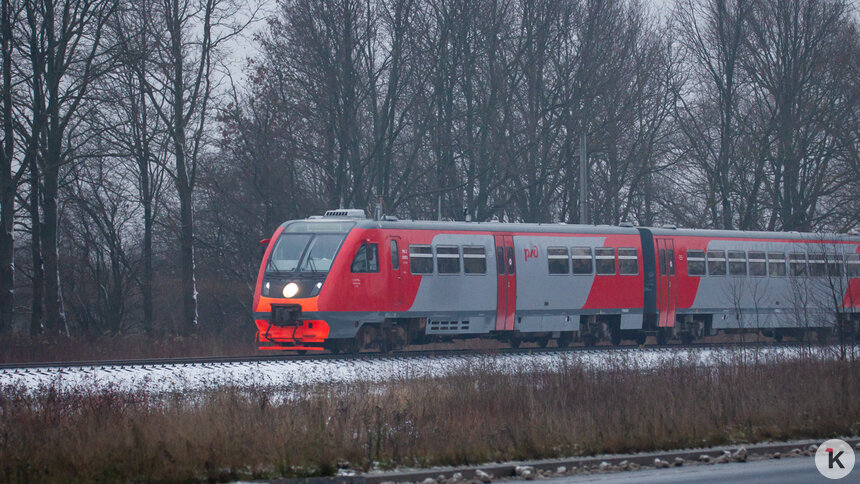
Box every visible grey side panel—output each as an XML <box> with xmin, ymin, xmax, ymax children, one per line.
<box><xmin>512</xmin><ymin>235</ymin><xmax>605</xmax><ymax>312</ymax></box>
<box><xmin>408</xmin><ymin>234</ymin><xmax>497</xmax><ymax>313</ymax></box>
<box><xmin>690</xmin><ymin>240</ymin><xmax>858</xmax><ymax>329</ymax></box>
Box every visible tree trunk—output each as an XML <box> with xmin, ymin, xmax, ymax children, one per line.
<box><xmin>29</xmin><ymin>154</ymin><xmax>43</xmax><ymax>336</ymax></box>
<box><xmin>142</xmin><ymin>186</ymin><xmax>153</xmax><ymax>333</ymax></box>
<box><xmin>41</xmin><ymin>161</ymin><xmax>67</xmax><ymax>336</ymax></box>
<box><xmin>167</xmin><ymin>0</ymin><xmax>197</xmax><ymax>335</ymax></box>
<box><xmin>0</xmin><ymin>0</ymin><xmax>13</xmax><ymax>335</ymax></box>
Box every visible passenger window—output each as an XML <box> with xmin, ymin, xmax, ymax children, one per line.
<box><xmin>749</xmin><ymin>252</ymin><xmax>766</xmax><ymax>277</ymax></box>
<box><xmin>728</xmin><ymin>251</ymin><xmax>747</xmax><ymax>276</ymax></box>
<box><xmin>496</xmin><ymin>246</ymin><xmax>505</xmax><ymax>274</ymax></box>
<box><xmin>506</xmin><ymin>246</ymin><xmax>516</xmax><ymax>274</ymax></box>
<box><xmin>707</xmin><ymin>250</ymin><xmax>726</xmax><ymax>276</ymax></box>
<box><xmin>687</xmin><ymin>250</ymin><xmax>705</xmax><ymax>276</ymax></box>
<box><xmin>571</xmin><ymin>247</ymin><xmax>593</xmax><ymax>275</ymax></box>
<box><xmin>350</xmin><ymin>243</ymin><xmax>379</xmax><ymax>273</ymax></box>
<box><xmin>548</xmin><ymin>247</ymin><xmax>569</xmax><ymax>274</ymax></box>
<box><xmin>768</xmin><ymin>252</ymin><xmax>786</xmax><ymax>277</ymax></box>
<box><xmin>618</xmin><ymin>248</ymin><xmax>638</xmax><ymax>275</ymax></box>
<box><xmin>409</xmin><ymin>245</ymin><xmax>434</xmax><ymax>274</ymax></box>
<box><xmin>826</xmin><ymin>254</ymin><xmax>843</xmax><ymax>277</ymax></box>
<box><xmin>847</xmin><ymin>254</ymin><xmax>860</xmax><ymax>278</ymax></box>
<box><xmin>595</xmin><ymin>247</ymin><xmax>616</xmax><ymax>275</ymax></box>
<box><xmin>808</xmin><ymin>253</ymin><xmax>826</xmax><ymax>277</ymax></box>
<box><xmin>436</xmin><ymin>246</ymin><xmax>461</xmax><ymax>274</ymax></box>
<box><xmin>789</xmin><ymin>252</ymin><xmax>807</xmax><ymax>277</ymax></box>
<box><xmin>463</xmin><ymin>246</ymin><xmax>487</xmax><ymax>274</ymax></box>
<box><xmin>390</xmin><ymin>240</ymin><xmax>399</xmax><ymax>270</ymax></box>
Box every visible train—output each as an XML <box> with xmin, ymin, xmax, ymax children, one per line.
<box><xmin>253</xmin><ymin>209</ymin><xmax>860</xmax><ymax>352</ymax></box>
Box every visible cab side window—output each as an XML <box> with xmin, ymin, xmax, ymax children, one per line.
<box><xmin>351</xmin><ymin>243</ymin><xmax>379</xmax><ymax>273</ymax></box>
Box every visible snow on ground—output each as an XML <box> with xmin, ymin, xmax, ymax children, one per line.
<box><xmin>0</xmin><ymin>345</ymin><xmax>849</xmax><ymax>394</ymax></box>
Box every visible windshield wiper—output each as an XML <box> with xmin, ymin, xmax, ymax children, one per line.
<box><xmin>266</xmin><ymin>258</ymin><xmax>283</xmax><ymax>274</ymax></box>
<box><xmin>306</xmin><ymin>257</ymin><xmax>319</xmax><ymax>273</ymax></box>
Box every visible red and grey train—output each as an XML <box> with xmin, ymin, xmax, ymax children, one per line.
<box><xmin>253</xmin><ymin>210</ymin><xmax>860</xmax><ymax>352</ymax></box>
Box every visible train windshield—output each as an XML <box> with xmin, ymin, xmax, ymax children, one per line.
<box><xmin>267</xmin><ymin>222</ymin><xmax>353</xmax><ymax>274</ymax></box>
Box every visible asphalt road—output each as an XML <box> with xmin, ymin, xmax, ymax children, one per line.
<box><xmin>505</xmin><ymin>457</ymin><xmax>851</xmax><ymax>484</ymax></box>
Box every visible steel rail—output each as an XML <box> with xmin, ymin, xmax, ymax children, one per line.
<box><xmin>0</xmin><ymin>340</ymin><xmax>828</xmax><ymax>371</ymax></box>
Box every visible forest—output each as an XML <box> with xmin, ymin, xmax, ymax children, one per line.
<box><xmin>0</xmin><ymin>0</ymin><xmax>857</xmax><ymax>341</ymax></box>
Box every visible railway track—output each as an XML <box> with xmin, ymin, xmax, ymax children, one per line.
<box><xmin>0</xmin><ymin>340</ymin><xmax>821</xmax><ymax>370</ymax></box>
<box><xmin>0</xmin><ymin>342</ymin><xmax>846</xmax><ymax>394</ymax></box>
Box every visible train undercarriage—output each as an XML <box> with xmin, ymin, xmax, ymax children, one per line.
<box><xmin>262</xmin><ymin>312</ymin><xmax>860</xmax><ymax>354</ymax></box>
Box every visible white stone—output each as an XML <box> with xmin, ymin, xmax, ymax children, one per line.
<box><xmin>515</xmin><ymin>466</ymin><xmax>534</xmax><ymax>477</ymax></box>
<box><xmin>475</xmin><ymin>470</ymin><xmax>492</xmax><ymax>483</ymax></box>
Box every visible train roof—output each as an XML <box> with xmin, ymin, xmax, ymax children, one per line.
<box><xmin>284</xmin><ymin>214</ymin><xmax>860</xmax><ymax>242</ymax></box>
<box><xmin>362</xmin><ymin>219</ymin><xmax>640</xmax><ymax>234</ymax></box>
<box><xmin>646</xmin><ymin>226</ymin><xmax>860</xmax><ymax>242</ymax></box>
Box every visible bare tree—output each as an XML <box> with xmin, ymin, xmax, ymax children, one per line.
<box><xmin>17</xmin><ymin>0</ymin><xmax>116</xmax><ymax>337</ymax></box>
<box><xmin>93</xmin><ymin>0</ymin><xmax>170</xmax><ymax>334</ymax></box>
<box><xmin>0</xmin><ymin>0</ymin><xmax>23</xmax><ymax>334</ymax></box>
<box><xmin>139</xmin><ymin>0</ymin><xmax>252</xmax><ymax>334</ymax></box>
<box><xmin>673</xmin><ymin>0</ymin><xmax>750</xmax><ymax>229</ymax></box>
<box><xmin>744</xmin><ymin>0</ymin><xmax>853</xmax><ymax>231</ymax></box>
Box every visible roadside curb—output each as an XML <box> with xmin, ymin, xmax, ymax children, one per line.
<box><xmin>262</xmin><ymin>437</ymin><xmax>860</xmax><ymax>484</ymax></box>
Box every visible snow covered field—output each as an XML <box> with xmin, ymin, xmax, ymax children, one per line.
<box><xmin>0</xmin><ymin>345</ymin><xmax>848</xmax><ymax>394</ymax></box>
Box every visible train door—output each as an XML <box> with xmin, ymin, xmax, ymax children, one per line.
<box><xmin>388</xmin><ymin>236</ymin><xmax>406</xmax><ymax>308</ymax></box>
<box><xmin>656</xmin><ymin>238</ymin><xmax>677</xmax><ymax>327</ymax></box>
<box><xmin>494</xmin><ymin>235</ymin><xmax>517</xmax><ymax>331</ymax></box>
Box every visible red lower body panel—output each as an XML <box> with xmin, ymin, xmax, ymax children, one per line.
<box><xmin>255</xmin><ymin>319</ymin><xmax>330</xmax><ymax>350</ymax></box>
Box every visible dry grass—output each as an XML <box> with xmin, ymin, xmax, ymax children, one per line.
<box><xmin>1</xmin><ymin>352</ymin><xmax>858</xmax><ymax>482</ymax></box>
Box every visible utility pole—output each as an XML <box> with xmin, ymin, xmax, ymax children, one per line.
<box><xmin>579</xmin><ymin>132</ymin><xmax>588</xmax><ymax>224</ymax></box>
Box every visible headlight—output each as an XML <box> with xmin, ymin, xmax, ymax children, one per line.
<box><xmin>263</xmin><ymin>282</ymin><xmax>271</xmax><ymax>297</ymax></box>
<box><xmin>311</xmin><ymin>281</ymin><xmax>323</xmax><ymax>296</ymax></box>
<box><xmin>283</xmin><ymin>282</ymin><xmax>299</xmax><ymax>298</ymax></box>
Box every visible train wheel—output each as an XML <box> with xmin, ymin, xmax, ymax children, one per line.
<box><xmin>680</xmin><ymin>332</ymin><xmax>694</xmax><ymax>345</ymax></box>
<box><xmin>538</xmin><ymin>336</ymin><xmax>550</xmax><ymax>348</ymax></box>
<box><xmin>610</xmin><ymin>329</ymin><xmax>622</xmax><ymax>346</ymax></box>
<box><xmin>510</xmin><ymin>337</ymin><xmax>521</xmax><ymax>349</ymax></box>
<box><xmin>296</xmin><ymin>350</ymin><xmax>307</xmax><ymax>356</ymax></box>
<box><xmin>773</xmin><ymin>331</ymin><xmax>783</xmax><ymax>342</ymax></box>
<box><xmin>342</xmin><ymin>339</ymin><xmax>358</xmax><ymax>354</ymax></box>
<box><xmin>656</xmin><ymin>329</ymin><xmax>668</xmax><ymax>346</ymax></box>
<box><xmin>329</xmin><ymin>345</ymin><xmax>341</xmax><ymax>355</ymax></box>
<box><xmin>558</xmin><ymin>332</ymin><xmax>573</xmax><ymax>348</ymax></box>
<box><xmin>582</xmin><ymin>334</ymin><xmax>597</xmax><ymax>347</ymax></box>
<box><xmin>635</xmin><ymin>332</ymin><xmax>647</xmax><ymax>346</ymax></box>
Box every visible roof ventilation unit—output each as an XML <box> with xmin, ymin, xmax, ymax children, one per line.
<box><xmin>323</xmin><ymin>209</ymin><xmax>367</xmax><ymax>219</ymax></box>
<box><xmin>619</xmin><ymin>221</ymin><xmax>635</xmax><ymax>228</ymax></box>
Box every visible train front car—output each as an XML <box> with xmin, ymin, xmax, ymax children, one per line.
<box><xmin>253</xmin><ymin>211</ymin><xmax>363</xmax><ymax>351</ymax></box>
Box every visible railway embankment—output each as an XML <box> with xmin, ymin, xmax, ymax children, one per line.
<box><xmin>1</xmin><ymin>349</ymin><xmax>858</xmax><ymax>482</ymax></box>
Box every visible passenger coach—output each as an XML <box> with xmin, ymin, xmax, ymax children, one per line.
<box><xmin>253</xmin><ymin>210</ymin><xmax>860</xmax><ymax>352</ymax></box>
